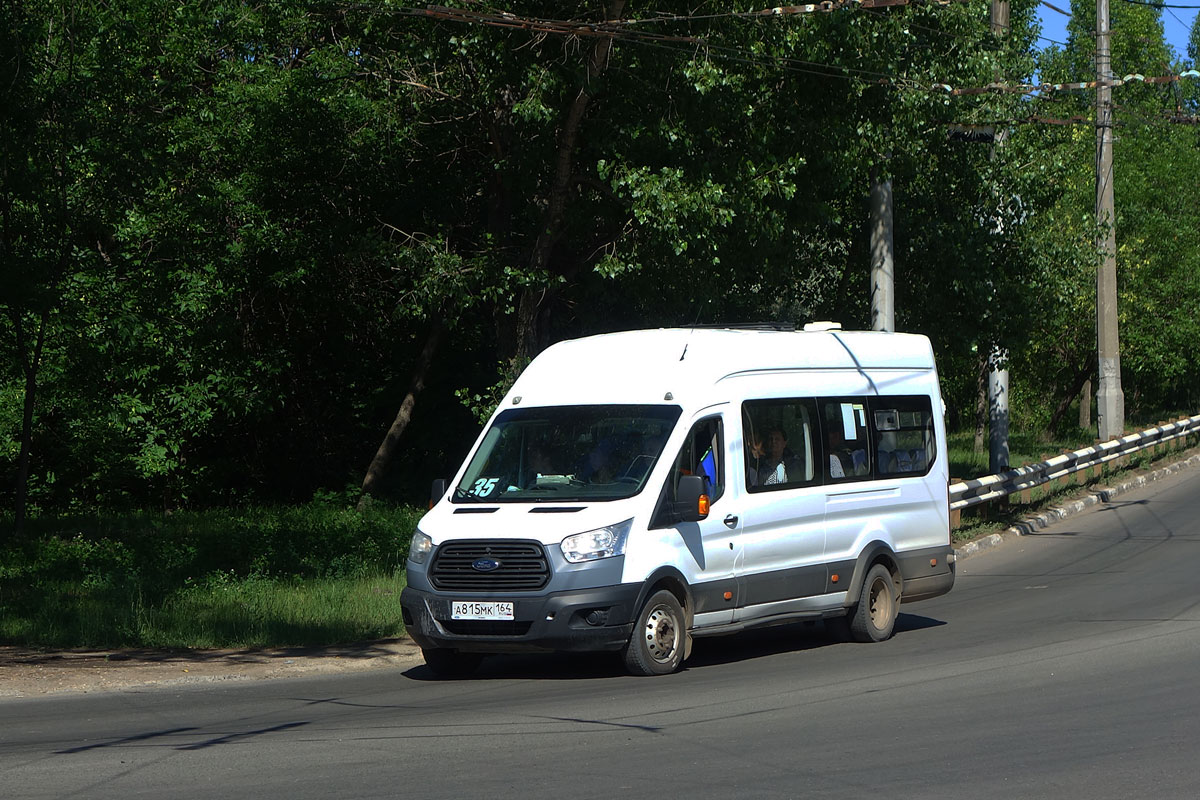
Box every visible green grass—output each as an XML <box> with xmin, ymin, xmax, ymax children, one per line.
<box><xmin>0</xmin><ymin>571</ymin><xmax>408</xmax><ymax>650</ymax></box>
<box><xmin>946</xmin><ymin>428</ymin><xmax>1101</xmax><ymax>481</ymax></box>
<box><xmin>0</xmin><ymin>502</ymin><xmax>421</xmax><ymax>650</ymax></box>
<box><xmin>152</xmin><ymin>572</ymin><xmax>408</xmax><ymax>649</ymax></box>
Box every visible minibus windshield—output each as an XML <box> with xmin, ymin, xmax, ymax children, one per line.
<box><xmin>453</xmin><ymin>404</ymin><xmax>681</xmax><ymax>503</ymax></box>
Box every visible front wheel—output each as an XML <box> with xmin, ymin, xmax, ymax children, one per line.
<box><xmin>623</xmin><ymin>589</ymin><xmax>687</xmax><ymax>676</ymax></box>
<box><xmin>848</xmin><ymin>563</ymin><xmax>900</xmax><ymax>643</ymax></box>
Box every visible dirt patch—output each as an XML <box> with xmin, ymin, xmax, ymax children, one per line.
<box><xmin>0</xmin><ymin>638</ymin><xmax>426</xmax><ymax>699</ymax></box>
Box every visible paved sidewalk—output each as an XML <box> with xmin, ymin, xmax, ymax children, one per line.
<box><xmin>0</xmin><ymin>638</ymin><xmax>424</xmax><ymax>699</ymax></box>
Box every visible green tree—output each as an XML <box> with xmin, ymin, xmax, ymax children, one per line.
<box><xmin>1026</xmin><ymin>0</ymin><xmax>1200</xmax><ymax>430</ymax></box>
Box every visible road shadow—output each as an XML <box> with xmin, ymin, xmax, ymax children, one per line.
<box><xmin>894</xmin><ymin>612</ymin><xmax>947</xmax><ymax>633</ymax></box>
<box><xmin>403</xmin><ymin>613</ymin><xmax>947</xmax><ymax>681</ymax></box>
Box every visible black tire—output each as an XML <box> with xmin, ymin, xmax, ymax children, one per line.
<box><xmin>623</xmin><ymin>589</ymin><xmax>687</xmax><ymax>676</ymax></box>
<box><xmin>422</xmin><ymin>648</ymin><xmax>483</xmax><ymax>678</ymax></box>
<box><xmin>848</xmin><ymin>563</ymin><xmax>900</xmax><ymax>643</ymax></box>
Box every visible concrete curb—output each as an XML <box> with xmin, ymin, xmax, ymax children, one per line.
<box><xmin>953</xmin><ymin>451</ymin><xmax>1200</xmax><ymax>560</ymax></box>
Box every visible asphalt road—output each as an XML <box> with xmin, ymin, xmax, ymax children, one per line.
<box><xmin>4</xmin><ymin>468</ymin><xmax>1200</xmax><ymax>800</ymax></box>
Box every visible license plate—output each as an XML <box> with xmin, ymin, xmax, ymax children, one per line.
<box><xmin>452</xmin><ymin>601</ymin><xmax>514</xmax><ymax>621</ymax></box>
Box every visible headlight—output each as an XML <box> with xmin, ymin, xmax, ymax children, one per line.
<box><xmin>560</xmin><ymin>519</ymin><xmax>632</xmax><ymax>563</ymax></box>
<box><xmin>409</xmin><ymin>530</ymin><xmax>433</xmax><ymax>564</ymax></box>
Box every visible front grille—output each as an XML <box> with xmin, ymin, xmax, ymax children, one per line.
<box><xmin>440</xmin><ymin>620</ymin><xmax>534</xmax><ymax>636</ymax></box>
<box><xmin>429</xmin><ymin>540</ymin><xmax>550</xmax><ymax>592</ymax></box>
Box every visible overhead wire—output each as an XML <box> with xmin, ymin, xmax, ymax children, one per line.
<box><xmin>401</xmin><ymin>2</ymin><xmax>947</xmax><ymax>86</ymax></box>
<box><xmin>1161</xmin><ymin>7</ymin><xmax>1199</xmax><ymax>54</ymax></box>
<box><xmin>1033</xmin><ymin>0</ymin><xmax>1073</xmax><ymax>48</ymax></box>
<box><xmin>1117</xmin><ymin>0</ymin><xmax>1200</xmax><ymax>8</ymax></box>
<box><xmin>343</xmin><ymin>3</ymin><xmax>1200</xmax><ymax>142</ymax></box>
<box><xmin>359</xmin><ymin>4</ymin><xmax>1200</xmax><ymax>104</ymax></box>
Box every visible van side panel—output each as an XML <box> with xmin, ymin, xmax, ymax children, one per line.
<box><xmin>737</xmin><ymin>488</ymin><xmax>827</xmax><ymax>618</ymax></box>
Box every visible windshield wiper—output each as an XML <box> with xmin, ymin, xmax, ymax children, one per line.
<box><xmin>452</xmin><ymin>486</ymin><xmax>491</xmax><ymax>502</ymax></box>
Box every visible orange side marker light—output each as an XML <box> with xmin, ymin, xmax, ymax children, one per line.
<box><xmin>831</xmin><ymin>574</ymin><xmax>839</xmax><ymax>584</ymax></box>
<box><xmin>698</xmin><ymin>494</ymin><xmax>710</xmax><ymax>516</ymax></box>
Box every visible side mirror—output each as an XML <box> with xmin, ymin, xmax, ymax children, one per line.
<box><xmin>430</xmin><ymin>478</ymin><xmax>448</xmax><ymax>509</ymax></box>
<box><xmin>676</xmin><ymin>475</ymin><xmax>710</xmax><ymax>523</ymax></box>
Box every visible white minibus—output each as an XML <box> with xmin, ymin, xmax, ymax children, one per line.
<box><xmin>401</xmin><ymin>324</ymin><xmax>955</xmax><ymax>676</ymax></box>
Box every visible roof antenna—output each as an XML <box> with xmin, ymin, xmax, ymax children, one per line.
<box><xmin>681</xmin><ymin>301</ymin><xmax>705</xmax><ymax>360</ymax></box>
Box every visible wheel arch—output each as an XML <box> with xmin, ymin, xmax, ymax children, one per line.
<box><xmin>843</xmin><ymin>541</ymin><xmax>902</xmax><ymax>608</ymax></box>
<box><xmin>633</xmin><ymin>567</ymin><xmax>694</xmax><ymax>628</ymax></box>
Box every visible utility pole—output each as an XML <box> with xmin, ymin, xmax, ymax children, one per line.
<box><xmin>869</xmin><ymin>163</ymin><xmax>894</xmax><ymax>333</ymax></box>
<box><xmin>988</xmin><ymin>0</ymin><xmax>1010</xmax><ymax>474</ymax></box>
<box><xmin>1095</xmin><ymin>0</ymin><xmax>1125</xmax><ymax>440</ymax></box>
<box><xmin>990</xmin><ymin>0</ymin><xmax>1008</xmax><ymax>36</ymax></box>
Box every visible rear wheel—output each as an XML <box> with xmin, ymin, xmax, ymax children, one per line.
<box><xmin>623</xmin><ymin>589</ymin><xmax>686</xmax><ymax>676</ymax></box>
<box><xmin>848</xmin><ymin>563</ymin><xmax>900</xmax><ymax>643</ymax></box>
<box><xmin>422</xmin><ymin>648</ymin><xmax>483</xmax><ymax>678</ymax></box>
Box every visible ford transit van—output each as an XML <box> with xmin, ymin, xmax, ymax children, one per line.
<box><xmin>401</xmin><ymin>324</ymin><xmax>955</xmax><ymax>676</ymax></box>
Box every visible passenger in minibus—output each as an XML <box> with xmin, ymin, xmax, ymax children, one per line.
<box><xmin>753</xmin><ymin>426</ymin><xmax>800</xmax><ymax>486</ymax></box>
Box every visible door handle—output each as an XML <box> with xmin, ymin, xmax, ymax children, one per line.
<box><xmin>723</xmin><ymin>514</ymin><xmax>739</xmax><ymax>528</ymax></box>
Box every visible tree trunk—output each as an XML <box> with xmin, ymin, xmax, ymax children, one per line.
<box><xmin>1047</xmin><ymin>358</ymin><xmax>1094</xmax><ymax>435</ymax></box>
<box><xmin>1079</xmin><ymin>378</ymin><xmax>1092</xmax><ymax>431</ymax></box>
<box><xmin>514</xmin><ymin>0</ymin><xmax>625</xmax><ymax>361</ymax></box>
<box><xmin>358</xmin><ymin>318</ymin><xmax>445</xmax><ymax>506</ymax></box>
<box><xmin>11</xmin><ymin>310</ymin><xmax>47</xmax><ymax>539</ymax></box>
<box><xmin>973</xmin><ymin>353</ymin><xmax>988</xmax><ymax>453</ymax></box>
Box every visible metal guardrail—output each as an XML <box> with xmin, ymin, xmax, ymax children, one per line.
<box><xmin>949</xmin><ymin>413</ymin><xmax>1200</xmax><ymax>513</ymax></box>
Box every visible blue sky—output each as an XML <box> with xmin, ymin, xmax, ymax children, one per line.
<box><xmin>1035</xmin><ymin>2</ymin><xmax>1197</xmax><ymax>66</ymax></box>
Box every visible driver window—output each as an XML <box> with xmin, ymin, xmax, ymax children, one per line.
<box><xmin>669</xmin><ymin>416</ymin><xmax>724</xmax><ymax>504</ymax></box>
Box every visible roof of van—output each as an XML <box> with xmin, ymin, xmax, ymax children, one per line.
<box><xmin>503</xmin><ymin>327</ymin><xmax>937</xmax><ymax>409</ymax></box>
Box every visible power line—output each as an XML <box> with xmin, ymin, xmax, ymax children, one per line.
<box><xmin>402</xmin><ymin>4</ymin><xmax>1200</xmax><ymax>131</ymax></box>
<box><xmin>855</xmin><ymin>4</ymin><xmax>1072</xmax><ymax>49</ymax></box>
<box><xmin>934</xmin><ymin>70</ymin><xmax>1200</xmax><ymax>95</ymax></box>
<box><xmin>402</xmin><ymin>3</ymin><xmax>963</xmax><ymax>87</ymax></box>
<box><xmin>1118</xmin><ymin>0</ymin><xmax>1200</xmax><ymax>7</ymax></box>
<box><xmin>377</xmin><ymin>4</ymin><xmax>1200</xmax><ymax>100</ymax></box>
<box><xmin>1161</xmin><ymin>7</ymin><xmax>1198</xmax><ymax>44</ymax></box>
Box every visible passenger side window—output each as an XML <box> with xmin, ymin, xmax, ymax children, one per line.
<box><xmin>871</xmin><ymin>396</ymin><xmax>935</xmax><ymax>476</ymax></box>
<box><xmin>668</xmin><ymin>416</ymin><xmax>724</xmax><ymax>504</ymax></box>
<box><xmin>742</xmin><ymin>400</ymin><xmax>818</xmax><ymax>492</ymax></box>
<box><xmin>820</xmin><ymin>399</ymin><xmax>871</xmax><ymax>482</ymax></box>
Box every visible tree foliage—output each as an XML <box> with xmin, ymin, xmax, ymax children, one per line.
<box><xmin>2</xmin><ymin>0</ymin><xmax>1197</xmax><ymax>523</ymax></box>
<box><xmin>1025</xmin><ymin>0</ymin><xmax>1200</xmax><ymax>428</ymax></box>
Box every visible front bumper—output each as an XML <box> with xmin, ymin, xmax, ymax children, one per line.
<box><xmin>401</xmin><ymin>583</ymin><xmax>641</xmax><ymax>654</ymax></box>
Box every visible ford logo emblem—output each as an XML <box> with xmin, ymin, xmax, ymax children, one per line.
<box><xmin>472</xmin><ymin>558</ymin><xmax>501</xmax><ymax>572</ymax></box>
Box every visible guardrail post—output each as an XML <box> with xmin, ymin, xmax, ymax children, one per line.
<box><xmin>1075</xmin><ymin>453</ymin><xmax>1087</xmax><ymax>485</ymax></box>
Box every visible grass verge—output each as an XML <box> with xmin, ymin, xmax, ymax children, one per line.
<box><xmin>0</xmin><ymin>502</ymin><xmax>419</xmax><ymax>650</ymax></box>
<box><xmin>0</xmin><ymin>571</ymin><xmax>408</xmax><ymax>651</ymax></box>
